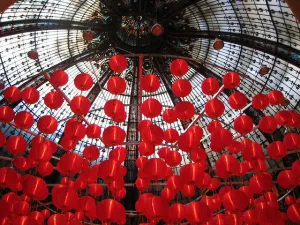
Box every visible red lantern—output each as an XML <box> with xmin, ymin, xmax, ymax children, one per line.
<box><xmin>168</xmin><ymin>203</ymin><xmax>185</xmax><ymax>223</ymax></box>
<box><xmin>37</xmin><ymin>115</ymin><xmax>58</xmax><ymax>134</ymax></box>
<box><xmin>70</xmin><ymin>96</ymin><xmax>91</xmax><ymax>115</ymax></box>
<box><xmin>252</xmin><ymin>94</ymin><xmax>269</xmax><ymax>110</ymax></box>
<box><xmin>37</xmin><ymin>161</ymin><xmax>53</xmax><ymax>176</ymax></box>
<box><xmin>201</xmin><ymin>78</ymin><xmax>220</xmax><ymax>96</ymax></box>
<box><xmin>138</xmin><ymin>120</ymin><xmax>153</xmax><ymax>132</ymax></box>
<box><xmin>0</xmin><ymin>167</ymin><xmax>19</xmax><ymax>190</ymax></box>
<box><xmin>275</xmin><ymin>110</ymin><xmax>292</xmax><ymax>126</ymax></box>
<box><xmin>21</xmin><ymin>87</ymin><xmax>40</xmax><ymax>104</ymax></box>
<box><xmin>13</xmin><ymin>156</ymin><xmax>28</xmax><ymax>171</ymax></box>
<box><xmin>181</xmin><ymin>184</ymin><xmax>195</xmax><ymax>198</ymax></box>
<box><xmin>207</xmin><ymin>120</ymin><xmax>222</xmax><ymax>133</ymax></box>
<box><xmin>139</xmin><ymin>141</ymin><xmax>155</xmax><ymax>156</ymax></box>
<box><xmin>61</xmin><ymin>137</ymin><xmax>77</xmax><ymax>151</ymax></box>
<box><xmin>161</xmin><ymin>188</ymin><xmax>176</xmax><ymax>201</ymax></box>
<box><xmin>6</xmin><ymin>136</ymin><xmax>27</xmax><ymax>155</ymax></box>
<box><xmin>143</xmin><ymin>158</ymin><xmax>168</xmax><ymax>180</ymax></box>
<box><xmin>107</xmin><ymin>76</ymin><xmax>126</xmax><ymax>95</ymax></box>
<box><xmin>29</xmin><ymin>211</ymin><xmax>44</xmax><ymax>225</ymax></box>
<box><xmin>136</xmin><ymin>178</ymin><xmax>150</xmax><ymax>191</ymax></box>
<box><xmin>228</xmin><ymin>92</ymin><xmax>248</xmax><ymax>110</ymax></box>
<box><xmin>215</xmin><ymin>154</ymin><xmax>239</xmax><ymax>179</ymax></box>
<box><xmin>165</xmin><ymin>151</ymin><xmax>182</xmax><ymax>167</ymax></box>
<box><xmin>250</xmin><ymin>172</ymin><xmax>273</xmax><ymax>194</ymax></box>
<box><xmin>151</xmin><ymin>23</ymin><xmax>164</xmax><ymax>36</ymax></box>
<box><xmin>27</xmin><ymin>50</ymin><xmax>39</xmax><ymax>60</ymax></box>
<box><xmin>64</xmin><ymin>120</ymin><xmax>86</xmax><ymax>141</ymax></box>
<box><xmin>292</xmin><ymin>160</ymin><xmax>300</xmax><ymax>176</ymax></box>
<box><xmin>141</xmin><ymin>98</ymin><xmax>162</xmax><ymax>118</ymax></box>
<box><xmin>285</xmin><ymin>196</ymin><xmax>296</xmax><ymax>206</ymax></box>
<box><xmin>164</xmin><ymin>128</ymin><xmax>179</xmax><ymax>143</ymax></box>
<box><xmin>170</xmin><ymin>59</ymin><xmax>188</xmax><ymax>77</ymax></box>
<box><xmin>96</xmin><ymin>199</ymin><xmax>125</xmax><ymax>223</ymax></box>
<box><xmin>227</xmin><ymin>141</ymin><xmax>242</xmax><ymax>154</ymax></box>
<box><xmin>277</xmin><ymin>170</ymin><xmax>298</xmax><ymax>189</ymax></box>
<box><xmin>190</xmin><ymin>147</ymin><xmax>207</xmax><ymax>163</ymax></box>
<box><xmin>142</xmin><ymin>124</ymin><xmax>164</xmax><ymax>146</ymax></box>
<box><xmin>3</xmin><ymin>86</ymin><xmax>21</xmax><ymax>102</ymax></box>
<box><xmin>98</xmin><ymin>159</ymin><xmax>121</xmax><ymax>181</ymax></box>
<box><xmin>113</xmin><ymin>188</ymin><xmax>126</xmax><ymax>200</ymax></box>
<box><xmin>86</xmin><ymin>124</ymin><xmax>101</xmax><ymax>139</ymax></box>
<box><xmin>52</xmin><ymin>185</ymin><xmax>78</xmax><ymax>211</ymax></box>
<box><xmin>208</xmin><ymin>178</ymin><xmax>220</xmax><ymax>191</ymax></box>
<box><xmin>180</xmin><ymin>163</ymin><xmax>205</xmax><ymax>184</ymax></box>
<box><xmin>136</xmin><ymin>193</ymin><xmax>154</xmax><ymax>213</ymax></box>
<box><xmin>145</xmin><ymin>196</ymin><xmax>168</xmax><ymax>220</ymax></box>
<box><xmin>185</xmin><ymin>201</ymin><xmax>211</xmax><ymax>224</ymax></box>
<box><xmin>141</xmin><ymin>74</ymin><xmax>160</xmax><ymax>93</ymax></box>
<box><xmin>178</xmin><ymin>132</ymin><xmax>199</xmax><ymax>152</ymax></box>
<box><xmin>0</xmin><ymin>106</ymin><xmax>15</xmax><ymax>123</ymax></box>
<box><xmin>287</xmin><ymin>203</ymin><xmax>300</xmax><ymax>223</ymax></box>
<box><xmin>242</xmin><ymin>141</ymin><xmax>265</xmax><ymax>161</ymax></box>
<box><xmin>195</xmin><ymin>172</ymin><xmax>211</xmax><ymax>189</ymax></box>
<box><xmin>222</xmin><ymin>190</ymin><xmax>249</xmax><ymax>212</ymax></box>
<box><xmin>222</xmin><ymin>71</ymin><xmax>240</xmax><ymax>89</ymax></box>
<box><xmin>242</xmin><ymin>210</ymin><xmax>258</xmax><ymax>225</ymax></box>
<box><xmin>44</xmin><ymin>92</ymin><xmax>64</xmax><ymax>110</ymax></box>
<box><xmin>74</xmin><ymin>73</ymin><xmax>93</xmax><ymax>91</ymax></box>
<box><xmin>48</xmin><ymin>214</ymin><xmax>67</xmax><ymax>225</ymax></box>
<box><xmin>162</xmin><ymin>109</ymin><xmax>177</xmax><ymax>123</ymax></box>
<box><xmin>205</xmin><ymin>99</ymin><xmax>225</xmax><ymax>119</ymax></box>
<box><xmin>166</xmin><ymin>175</ymin><xmax>183</xmax><ymax>192</ymax></box>
<box><xmin>22</xmin><ymin>175</ymin><xmax>48</xmax><ymax>200</ymax></box>
<box><xmin>89</xmin><ymin>183</ymin><xmax>103</xmax><ymax>197</ymax></box>
<box><xmin>50</xmin><ymin>70</ymin><xmax>68</xmax><ymax>87</ymax></box>
<box><xmin>83</xmin><ymin>31</ymin><xmax>95</xmax><ymax>41</ymax></box>
<box><xmin>258</xmin><ymin>116</ymin><xmax>277</xmax><ymax>133</ymax></box>
<box><xmin>13</xmin><ymin>201</ymin><xmax>30</xmax><ymax>216</ymax></box>
<box><xmin>83</xmin><ymin>145</ymin><xmax>99</xmax><ymax>161</ymax></box>
<box><xmin>57</xmin><ymin>153</ymin><xmax>83</xmax><ymax>175</ymax></box>
<box><xmin>109</xmin><ymin>55</ymin><xmax>128</xmax><ymax>73</ymax></box>
<box><xmin>283</xmin><ymin>133</ymin><xmax>300</xmax><ymax>150</ymax></box>
<box><xmin>175</xmin><ymin>101</ymin><xmax>195</xmax><ymax>121</ymax></box>
<box><xmin>30</xmin><ymin>142</ymin><xmax>53</xmax><ymax>162</ymax></box>
<box><xmin>109</xmin><ymin>147</ymin><xmax>127</xmax><ymax>162</ymax></box>
<box><xmin>136</xmin><ymin>156</ymin><xmax>148</xmax><ymax>168</ymax></box>
<box><xmin>211</xmin><ymin>128</ymin><xmax>233</xmax><ymax>151</ymax></box>
<box><xmin>102</xmin><ymin>126</ymin><xmax>126</xmax><ymax>146</ymax></box>
<box><xmin>14</xmin><ymin>111</ymin><xmax>34</xmax><ymax>129</ymax></box>
<box><xmin>233</xmin><ymin>115</ymin><xmax>253</xmax><ymax>135</ymax></box>
<box><xmin>267</xmin><ymin>141</ymin><xmax>287</xmax><ymax>160</ymax></box>
<box><xmin>172</xmin><ymin>79</ymin><xmax>192</xmax><ymax>97</ymax></box>
<box><xmin>268</xmin><ymin>90</ymin><xmax>284</xmax><ymax>105</ymax></box>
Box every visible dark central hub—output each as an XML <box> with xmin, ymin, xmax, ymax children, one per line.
<box><xmin>117</xmin><ymin>15</ymin><xmax>155</xmax><ymax>47</ymax></box>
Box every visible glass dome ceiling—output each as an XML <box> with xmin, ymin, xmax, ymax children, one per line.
<box><xmin>0</xmin><ymin>0</ymin><xmax>300</xmax><ymax>219</ymax></box>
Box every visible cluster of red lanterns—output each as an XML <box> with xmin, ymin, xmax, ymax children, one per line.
<box><xmin>0</xmin><ymin>54</ymin><xmax>300</xmax><ymax>225</ymax></box>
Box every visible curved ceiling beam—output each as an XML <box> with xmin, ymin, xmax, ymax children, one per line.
<box><xmin>158</xmin><ymin>0</ymin><xmax>201</xmax><ymax>22</ymax></box>
<box><xmin>0</xmin><ymin>19</ymin><xmax>111</xmax><ymax>37</ymax></box>
<box><xmin>166</xmin><ymin>31</ymin><xmax>300</xmax><ymax>68</ymax></box>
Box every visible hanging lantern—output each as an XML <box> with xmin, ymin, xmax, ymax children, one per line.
<box><xmin>258</xmin><ymin>116</ymin><xmax>278</xmax><ymax>133</ymax></box>
<box><xmin>268</xmin><ymin>90</ymin><xmax>284</xmax><ymax>105</ymax></box>
<box><xmin>142</xmin><ymin>124</ymin><xmax>164</xmax><ymax>146</ymax></box>
<box><xmin>96</xmin><ymin>199</ymin><xmax>125</xmax><ymax>223</ymax></box>
<box><xmin>27</xmin><ymin>50</ymin><xmax>39</xmax><ymax>60</ymax></box>
<box><xmin>143</xmin><ymin>158</ymin><xmax>168</xmax><ymax>180</ymax></box>
<box><xmin>102</xmin><ymin>126</ymin><xmax>126</xmax><ymax>146</ymax></box>
<box><xmin>74</xmin><ymin>73</ymin><xmax>93</xmax><ymax>91</ymax></box>
<box><xmin>50</xmin><ymin>70</ymin><xmax>69</xmax><ymax>87</ymax></box>
<box><xmin>141</xmin><ymin>98</ymin><xmax>162</xmax><ymax>118</ymax></box>
<box><xmin>37</xmin><ymin>115</ymin><xmax>58</xmax><ymax>134</ymax></box>
<box><xmin>86</xmin><ymin>124</ymin><xmax>101</xmax><ymax>139</ymax></box>
<box><xmin>14</xmin><ymin>111</ymin><xmax>34</xmax><ymax>129</ymax></box>
<box><xmin>222</xmin><ymin>71</ymin><xmax>240</xmax><ymax>89</ymax></box>
<box><xmin>141</xmin><ymin>74</ymin><xmax>160</xmax><ymax>93</ymax></box>
<box><xmin>201</xmin><ymin>78</ymin><xmax>220</xmax><ymax>96</ymax></box>
<box><xmin>6</xmin><ymin>136</ymin><xmax>27</xmax><ymax>155</ymax></box>
<box><xmin>138</xmin><ymin>141</ymin><xmax>155</xmax><ymax>156</ymax></box>
<box><xmin>185</xmin><ymin>202</ymin><xmax>211</xmax><ymax>224</ymax></box>
<box><xmin>175</xmin><ymin>101</ymin><xmax>195</xmax><ymax>121</ymax></box>
<box><xmin>233</xmin><ymin>115</ymin><xmax>253</xmax><ymax>135</ymax></box>
<box><xmin>165</xmin><ymin>151</ymin><xmax>182</xmax><ymax>167</ymax></box>
<box><xmin>0</xmin><ymin>106</ymin><xmax>15</xmax><ymax>123</ymax></box>
<box><xmin>83</xmin><ymin>145</ymin><xmax>100</xmax><ymax>161</ymax></box>
<box><xmin>205</xmin><ymin>98</ymin><xmax>225</xmax><ymax>119</ymax></box>
<box><xmin>215</xmin><ymin>154</ymin><xmax>239</xmax><ymax>179</ymax></box>
<box><xmin>258</xmin><ymin>65</ymin><xmax>270</xmax><ymax>76</ymax></box>
<box><xmin>109</xmin><ymin>55</ymin><xmax>128</xmax><ymax>73</ymax></box>
<box><xmin>107</xmin><ymin>76</ymin><xmax>126</xmax><ymax>95</ymax></box>
<box><xmin>164</xmin><ymin>128</ymin><xmax>179</xmax><ymax>143</ymax></box>
<box><xmin>44</xmin><ymin>91</ymin><xmax>64</xmax><ymax>110</ymax></box>
<box><xmin>170</xmin><ymin>59</ymin><xmax>188</xmax><ymax>77</ymax></box>
<box><xmin>0</xmin><ymin>0</ymin><xmax>18</xmax><ymax>13</ymax></box>
<box><xmin>70</xmin><ymin>96</ymin><xmax>91</xmax><ymax>115</ymax></box>
<box><xmin>3</xmin><ymin>86</ymin><xmax>21</xmax><ymax>102</ymax></box>
<box><xmin>172</xmin><ymin>79</ymin><xmax>192</xmax><ymax>97</ymax></box>
<box><xmin>212</xmin><ymin>38</ymin><xmax>224</xmax><ymax>50</ymax></box>
<box><xmin>136</xmin><ymin>178</ymin><xmax>150</xmax><ymax>191</ymax></box>
<box><xmin>252</xmin><ymin>94</ymin><xmax>269</xmax><ymax>110</ymax></box>
<box><xmin>21</xmin><ymin>87</ymin><xmax>40</xmax><ymax>104</ymax></box>
<box><xmin>162</xmin><ymin>109</ymin><xmax>177</xmax><ymax>123</ymax></box>
<box><xmin>82</xmin><ymin>30</ymin><xmax>95</xmax><ymax>42</ymax></box>
<box><xmin>151</xmin><ymin>23</ymin><xmax>164</xmax><ymax>36</ymax></box>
